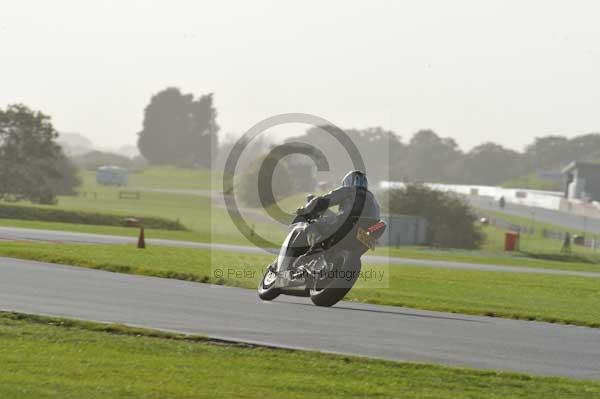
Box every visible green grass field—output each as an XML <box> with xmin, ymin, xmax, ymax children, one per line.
<box><xmin>380</xmin><ymin>231</ymin><xmax>600</xmax><ymax>273</ymax></box>
<box><xmin>2</xmin><ymin>312</ymin><xmax>597</xmax><ymax>399</ymax></box>
<box><xmin>479</xmin><ymin>209</ymin><xmax>600</xmax><ymax>259</ymax></box>
<box><xmin>2</xmin><ymin>241</ymin><xmax>599</xmax><ymax>327</ymax></box>
<box><xmin>482</xmin><ymin>209</ymin><xmax>577</xmax><ymax>236</ymax></box>
<box><xmin>502</xmin><ymin>173</ymin><xmax>562</xmax><ymax>191</ymax></box>
<box><xmin>80</xmin><ymin>166</ymin><xmax>222</xmax><ymax>191</ymax></box>
<box><xmin>0</xmin><ymin>187</ymin><xmax>287</xmax><ymax>247</ymax></box>
<box><xmin>3</xmin><ymin>166</ymin><xmax>600</xmax><ymax>272</ymax></box>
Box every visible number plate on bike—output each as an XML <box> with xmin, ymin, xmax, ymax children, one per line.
<box><xmin>356</xmin><ymin>227</ymin><xmax>376</xmax><ymax>250</ymax></box>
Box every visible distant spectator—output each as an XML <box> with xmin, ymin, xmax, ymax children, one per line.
<box><xmin>561</xmin><ymin>232</ymin><xmax>571</xmax><ymax>255</ymax></box>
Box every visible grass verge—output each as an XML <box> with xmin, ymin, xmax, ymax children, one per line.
<box><xmin>0</xmin><ymin>311</ymin><xmax>598</xmax><ymax>399</ymax></box>
<box><xmin>0</xmin><ymin>188</ymin><xmax>286</xmax><ymax>246</ymax></box>
<box><xmin>4</xmin><ymin>215</ymin><xmax>600</xmax><ymax>274</ymax></box>
<box><xmin>1</xmin><ymin>241</ymin><xmax>599</xmax><ymax>327</ymax></box>
<box><xmin>78</xmin><ymin>167</ymin><xmax>222</xmax><ymax>191</ymax></box>
<box><xmin>378</xmin><ymin>239</ymin><xmax>600</xmax><ymax>273</ymax></box>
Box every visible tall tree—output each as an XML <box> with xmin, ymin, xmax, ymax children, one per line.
<box><xmin>0</xmin><ymin>104</ymin><xmax>80</xmax><ymax>204</ymax></box>
<box><xmin>401</xmin><ymin>130</ymin><xmax>462</xmax><ymax>182</ymax></box>
<box><xmin>524</xmin><ymin>135</ymin><xmax>573</xmax><ymax>171</ymax></box>
<box><xmin>287</xmin><ymin>126</ymin><xmax>403</xmax><ymax>184</ymax></box>
<box><xmin>454</xmin><ymin>142</ymin><xmax>524</xmax><ymax>185</ymax></box>
<box><xmin>137</xmin><ymin>87</ymin><xmax>219</xmax><ymax>167</ymax></box>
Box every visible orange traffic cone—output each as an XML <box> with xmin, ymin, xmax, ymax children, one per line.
<box><xmin>137</xmin><ymin>227</ymin><xmax>146</xmax><ymax>249</ymax></box>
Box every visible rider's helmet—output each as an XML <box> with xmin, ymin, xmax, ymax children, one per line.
<box><xmin>341</xmin><ymin>170</ymin><xmax>368</xmax><ymax>189</ymax></box>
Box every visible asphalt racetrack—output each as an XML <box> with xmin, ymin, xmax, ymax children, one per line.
<box><xmin>1</xmin><ymin>256</ymin><xmax>598</xmax><ymax>379</ymax></box>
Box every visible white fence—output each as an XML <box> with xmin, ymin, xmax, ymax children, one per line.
<box><xmin>379</xmin><ymin>181</ymin><xmax>563</xmax><ymax>211</ymax></box>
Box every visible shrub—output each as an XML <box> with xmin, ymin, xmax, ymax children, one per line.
<box><xmin>0</xmin><ymin>204</ymin><xmax>186</xmax><ymax>231</ymax></box>
<box><xmin>387</xmin><ymin>184</ymin><xmax>484</xmax><ymax>249</ymax></box>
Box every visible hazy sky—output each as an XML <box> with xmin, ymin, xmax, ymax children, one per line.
<box><xmin>2</xmin><ymin>0</ymin><xmax>599</xmax><ymax>151</ymax></box>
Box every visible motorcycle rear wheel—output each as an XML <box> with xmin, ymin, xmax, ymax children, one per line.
<box><xmin>309</xmin><ymin>258</ymin><xmax>360</xmax><ymax>307</ymax></box>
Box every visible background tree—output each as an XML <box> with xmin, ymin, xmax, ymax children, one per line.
<box><xmin>0</xmin><ymin>104</ymin><xmax>80</xmax><ymax>204</ymax></box>
<box><xmin>386</xmin><ymin>184</ymin><xmax>484</xmax><ymax>249</ymax></box>
<box><xmin>137</xmin><ymin>87</ymin><xmax>219</xmax><ymax>167</ymax></box>
<box><xmin>523</xmin><ymin>135</ymin><xmax>574</xmax><ymax>171</ymax></box>
<box><xmin>453</xmin><ymin>142</ymin><xmax>524</xmax><ymax>185</ymax></box>
<box><xmin>54</xmin><ymin>156</ymin><xmax>81</xmax><ymax>196</ymax></box>
<box><xmin>287</xmin><ymin>125</ymin><xmax>403</xmax><ymax>185</ymax></box>
<box><xmin>569</xmin><ymin>133</ymin><xmax>600</xmax><ymax>161</ymax></box>
<box><xmin>235</xmin><ymin>153</ymin><xmax>293</xmax><ymax>207</ymax></box>
<box><xmin>344</xmin><ymin>127</ymin><xmax>405</xmax><ymax>182</ymax></box>
<box><xmin>400</xmin><ymin>130</ymin><xmax>462</xmax><ymax>182</ymax></box>
<box><xmin>224</xmin><ymin>123</ymin><xmax>600</xmax><ymax>191</ymax></box>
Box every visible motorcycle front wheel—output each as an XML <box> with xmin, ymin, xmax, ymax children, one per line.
<box><xmin>258</xmin><ymin>262</ymin><xmax>280</xmax><ymax>301</ymax></box>
<box><xmin>309</xmin><ymin>258</ymin><xmax>360</xmax><ymax>307</ymax></box>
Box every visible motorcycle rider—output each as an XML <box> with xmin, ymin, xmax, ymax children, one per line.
<box><xmin>293</xmin><ymin>170</ymin><xmax>380</xmax><ymax>269</ymax></box>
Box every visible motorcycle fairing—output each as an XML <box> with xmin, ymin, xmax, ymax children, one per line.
<box><xmin>274</xmin><ymin>222</ymin><xmax>309</xmax><ymax>288</ymax></box>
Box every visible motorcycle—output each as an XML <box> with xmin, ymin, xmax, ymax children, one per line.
<box><xmin>258</xmin><ymin>196</ymin><xmax>386</xmax><ymax>307</ymax></box>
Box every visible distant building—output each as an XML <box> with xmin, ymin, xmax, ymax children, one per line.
<box><xmin>96</xmin><ymin>165</ymin><xmax>129</xmax><ymax>186</ymax></box>
<box><xmin>562</xmin><ymin>161</ymin><xmax>600</xmax><ymax>202</ymax></box>
<box><xmin>379</xmin><ymin>214</ymin><xmax>428</xmax><ymax>246</ymax></box>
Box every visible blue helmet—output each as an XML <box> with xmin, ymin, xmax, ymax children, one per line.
<box><xmin>341</xmin><ymin>170</ymin><xmax>368</xmax><ymax>189</ymax></box>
